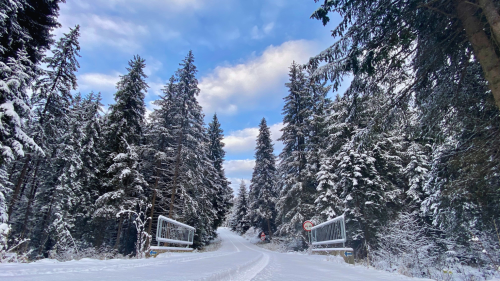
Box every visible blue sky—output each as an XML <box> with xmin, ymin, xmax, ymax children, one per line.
<box><xmin>55</xmin><ymin>0</ymin><xmax>342</xmax><ymax>193</ymax></box>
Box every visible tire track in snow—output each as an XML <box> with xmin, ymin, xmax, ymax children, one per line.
<box><xmin>202</xmin><ymin>229</ymin><xmax>270</xmax><ymax>281</ymax></box>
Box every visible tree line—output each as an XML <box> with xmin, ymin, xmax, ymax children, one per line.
<box><xmin>0</xmin><ymin>1</ymin><xmax>233</xmax><ymax>260</ymax></box>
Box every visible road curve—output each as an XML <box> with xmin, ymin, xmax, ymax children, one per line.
<box><xmin>0</xmin><ymin>228</ymin><xmax>431</xmax><ymax>281</ymax></box>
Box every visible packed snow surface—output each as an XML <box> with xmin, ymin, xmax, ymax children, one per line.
<box><xmin>1</xmin><ymin>228</ymin><xmax>432</xmax><ymax>281</ymax></box>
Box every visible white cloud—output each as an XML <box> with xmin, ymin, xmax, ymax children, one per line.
<box><xmin>223</xmin><ymin>122</ymin><xmax>283</xmax><ymax>154</ymax></box>
<box><xmin>56</xmin><ymin>1</ymin><xmax>185</xmax><ymax>53</ymax></box>
<box><xmin>269</xmin><ymin>122</ymin><xmax>285</xmax><ymax>152</ymax></box>
<box><xmin>57</xmin><ymin>13</ymin><xmax>149</xmax><ymax>52</ymax></box>
<box><xmin>78</xmin><ymin>72</ymin><xmax>121</xmax><ymax>92</ymax></box>
<box><xmin>198</xmin><ymin>40</ymin><xmax>320</xmax><ymax>115</ymax></box>
<box><xmin>144</xmin><ymin>57</ymin><xmax>163</xmax><ymax>77</ymax></box>
<box><xmin>224</xmin><ymin>159</ymin><xmax>255</xmax><ymax>196</ymax></box>
<box><xmin>102</xmin><ymin>0</ymin><xmax>205</xmax><ymax>11</ymax></box>
<box><xmin>224</xmin><ymin>159</ymin><xmax>255</xmax><ymax>175</ymax></box>
<box><xmin>145</xmin><ymin>100</ymin><xmax>160</xmax><ymax>122</ymax></box>
<box><xmin>224</xmin><ymin>127</ymin><xmax>259</xmax><ymax>154</ymax></box>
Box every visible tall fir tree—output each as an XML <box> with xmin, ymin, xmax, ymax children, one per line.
<box><xmin>249</xmin><ymin>118</ymin><xmax>277</xmax><ymax>237</ymax></box>
<box><xmin>171</xmin><ymin>51</ymin><xmax>218</xmax><ymax>247</ymax></box>
<box><xmin>9</xmin><ymin>26</ymin><xmax>82</xmax><ymax>256</ymax></box>
<box><xmin>0</xmin><ymin>0</ymin><xmax>63</xmax><ymax>226</ymax></box>
<box><xmin>275</xmin><ymin>63</ymin><xmax>314</xmax><ymax>244</ymax></box>
<box><xmin>146</xmin><ymin>52</ymin><xmax>219</xmax><ymax>247</ymax></box>
<box><xmin>207</xmin><ymin>114</ymin><xmax>233</xmax><ymax>230</ymax></box>
<box><xmin>95</xmin><ymin>55</ymin><xmax>148</xmax><ymax>252</ymax></box>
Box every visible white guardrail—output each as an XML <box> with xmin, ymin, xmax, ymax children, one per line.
<box><xmin>153</xmin><ymin>215</ymin><xmax>195</xmax><ymax>251</ymax></box>
<box><xmin>311</xmin><ymin>215</ymin><xmax>353</xmax><ymax>252</ymax></box>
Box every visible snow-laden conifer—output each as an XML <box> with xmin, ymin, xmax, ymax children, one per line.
<box><xmin>96</xmin><ymin>56</ymin><xmax>148</xmax><ymax>251</ymax></box>
<box><xmin>276</xmin><ymin>63</ymin><xmax>314</xmax><ymax>243</ymax></box>
<box><xmin>207</xmin><ymin>114</ymin><xmax>233</xmax><ymax>230</ymax></box>
<box><xmin>233</xmin><ymin>181</ymin><xmax>251</xmax><ymax>234</ymax></box>
<box><xmin>249</xmin><ymin>118</ymin><xmax>277</xmax><ymax>237</ymax></box>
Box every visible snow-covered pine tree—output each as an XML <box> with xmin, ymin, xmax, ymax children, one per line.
<box><xmin>43</xmin><ymin>93</ymin><xmax>88</xmax><ymax>256</ymax></box>
<box><xmin>8</xmin><ymin>26</ymin><xmax>82</xmax><ymax>256</ymax></box>
<box><xmin>169</xmin><ymin>51</ymin><xmax>218</xmax><ymax>247</ymax></box>
<box><xmin>304</xmin><ymin>67</ymin><xmax>330</xmax><ymax>201</ymax></box>
<box><xmin>0</xmin><ymin>50</ymin><xmax>41</xmax><ymax>229</ymax></box>
<box><xmin>1</xmin><ymin>0</ymin><xmax>64</xmax><ymax>233</ymax></box>
<box><xmin>315</xmin><ymin>95</ymin><xmax>352</xmax><ymax>221</ymax></box>
<box><xmin>313</xmin><ymin>88</ymin><xmax>404</xmax><ymax>256</ymax></box>
<box><xmin>95</xmin><ymin>56</ymin><xmax>148</xmax><ymax>252</ymax></box>
<box><xmin>249</xmin><ymin>118</ymin><xmax>277</xmax><ymax>238</ymax></box>
<box><xmin>146</xmin><ymin>52</ymin><xmax>218</xmax><ymax>247</ymax></box>
<box><xmin>275</xmin><ymin>62</ymin><xmax>314</xmax><ymax>243</ymax></box>
<box><xmin>207</xmin><ymin>114</ymin><xmax>233</xmax><ymax>230</ymax></box>
<box><xmin>233</xmin><ymin>181</ymin><xmax>251</xmax><ymax>234</ymax></box>
<box><xmin>142</xmin><ymin>75</ymin><xmax>179</xmax><ymax>246</ymax></box>
<box><xmin>0</xmin><ymin>0</ymin><xmax>62</xmax><ymax>68</ymax></box>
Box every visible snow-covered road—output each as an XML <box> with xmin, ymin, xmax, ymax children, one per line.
<box><xmin>1</xmin><ymin>228</ymin><xmax>431</xmax><ymax>280</ymax></box>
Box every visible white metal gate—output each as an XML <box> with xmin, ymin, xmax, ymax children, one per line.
<box><xmin>150</xmin><ymin>215</ymin><xmax>195</xmax><ymax>251</ymax></box>
<box><xmin>311</xmin><ymin>215</ymin><xmax>353</xmax><ymax>252</ymax></box>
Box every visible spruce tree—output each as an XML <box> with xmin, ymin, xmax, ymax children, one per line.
<box><xmin>0</xmin><ymin>0</ymin><xmax>63</xmax><ymax>232</ymax></box>
<box><xmin>96</xmin><ymin>55</ymin><xmax>148</xmax><ymax>251</ymax></box>
<box><xmin>233</xmin><ymin>181</ymin><xmax>250</xmax><ymax>234</ymax></box>
<box><xmin>146</xmin><ymin>52</ymin><xmax>219</xmax><ymax>247</ymax></box>
<box><xmin>207</xmin><ymin>114</ymin><xmax>233</xmax><ymax>230</ymax></box>
<box><xmin>276</xmin><ymin>63</ymin><xmax>314</xmax><ymax>243</ymax></box>
<box><xmin>0</xmin><ymin>0</ymin><xmax>62</xmax><ymax>67</ymax></box>
<box><xmin>170</xmin><ymin>51</ymin><xmax>218</xmax><ymax>246</ymax></box>
<box><xmin>249</xmin><ymin>118</ymin><xmax>277</xmax><ymax>237</ymax></box>
<box><xmin>0</xmin><ymin>50</ymin><xmax>40</xmax><ymax>227</ymax></box>
<box><xmin>10</xmin><ymin>26</ymin><xmax>82</xmax><ymax>256</ymax></box>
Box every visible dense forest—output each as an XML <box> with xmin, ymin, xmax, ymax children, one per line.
<box><xmin>229</xmin><ymin>0</ymin><xmax>500</xmax><ymax>277</ymax></box>
<box><xmin>1</xmin><ymin>0</ymin><xmax>500</xmax><ymax>278</ymax></box>
<box><xmin>0</xmin><ymin>0</ymin><xmax>233</xmax><ymax>260</ymax></box>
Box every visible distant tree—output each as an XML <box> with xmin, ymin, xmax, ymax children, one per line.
<box><xmin>249</xmin><ymin>118</ymin><xmax>277</xmax><ymax>238</ymax></box>
<box><xmin>207</xmin><ymin>114</ymin><xmax>233</xmax><ymax>230</ymax></box>
<box><xmin>233</xmin><ymin>181</ymin><xmax>251</xmax><ymax>234</ymax></box>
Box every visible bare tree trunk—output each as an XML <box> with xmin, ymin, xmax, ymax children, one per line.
<box><xmin>147</xmin><ymin>159</ymin><xmax>160</xmax><ymax>239</ymax></box>
<box><xmin>17</xmin><ymin>164</ymin><xmax>34</xmax><ymax>203</ymax></box>
<box><xmin>169</xmin><ymin>122</ymin><xmax>185</xmax><ymax>219</ymax></box>
<box><xmin>478</xmin><ymin>0</ymin><xmax>500</xmax><ymax>46</ymax></box>
<box><xmin>267</xmin><ymin>217</ymin><xmax>273</xmax><ymax>240</ymax></box>
<box><xmin>114</xmin><ymin>216</ymin><xmax>124</xmax><ymax>249</ymax></box>
<box><xmin>20</xmin><ymin>162</ymin><xmax>40</xmax><ymax>239</ymax></box>
<box><xmin>455</xmin><ymin>0</ymin><xmax>500</xmax><ymax>109</ymax></box>
<box><xmin>37</xmin><ymin>194</ymin><xmax>55</xmax><ymax>256</ymax></box>
<box><xmin>7</xmin><ymin>155</ymin><xmax>31</xmax><ymax>220</ymax></box>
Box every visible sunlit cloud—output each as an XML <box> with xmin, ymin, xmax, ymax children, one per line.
<box><xmin>198</xmin><ymin>40</ymin><xmax>321</xmax><ymax>115</ymax></box>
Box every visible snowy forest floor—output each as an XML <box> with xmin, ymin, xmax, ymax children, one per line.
<box><xmin>0</xmin><ymin>227</ymin><xmax>442</xmax><ymax>281</ymax></box>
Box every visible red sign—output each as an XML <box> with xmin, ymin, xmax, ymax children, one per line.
<box><xmin>303</xmin><ymin>221</ymin><xmax>314</xmax><ymax>231</ymax></box>
<box><xmin>260</xmin><ymin>232</ymin><xmax>266</xmax><ymax>241</ymax></box>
